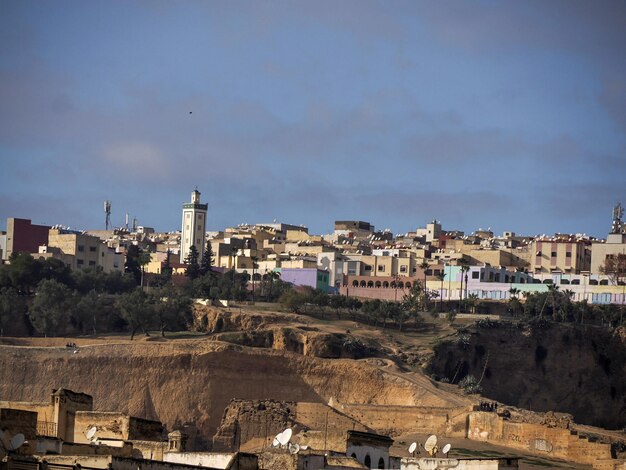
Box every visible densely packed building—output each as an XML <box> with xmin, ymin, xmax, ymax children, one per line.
<box><xmin>1</xmin><ymin>194</ymin><xmax>625</xmax><ymax>305</ymax></box>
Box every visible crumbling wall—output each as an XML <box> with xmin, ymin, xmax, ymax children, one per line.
<box><xmin>338</xmin><ymin>404</ymin><xmax>470</xmax><ymax>438</ymax></box>
<box><xmin>73</xmin><ymin>411</ymin><xmax>130</xmax><ymax>443</ymax></box>
<box><xmin>467</xmin><ymin>411</ymin><xmax>612</xmax><ymax>466</ymax></box>
<box><xmin>0</xmin><ymin>408</ymin><xmax>38</xmax><ymax>440</ymax></box>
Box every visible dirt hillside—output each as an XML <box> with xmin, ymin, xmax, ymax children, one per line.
<box><xmin>0</xmin><ymin>336</ymin><xmax>468</xmax><ymax>442</ymax></box>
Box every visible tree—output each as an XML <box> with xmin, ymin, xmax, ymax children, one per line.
<box><xmin>466</xmin><ymin>293</ymin><xmax>479</xmax><ymax>315</ymax></box>
<box><xmin>437</xmin><ymin>272</ymin><xmax>446</xmax><ymax>312</ymax></box>
<box><xmin>230</xmin><ymin>246</ymin><xmax>239</xmax><ymax>300</ymax></box>
<box><xmin>74</xmin><ymin>289</ymin><xmax>105</xmax><ymax>335</ymax></box>
<box><xmin>401</xmin><ymin>281</ymin><xmax>431</xmax><ymax>327</ymax></box>
<box><xmin>184</xmin><ymin>245</ymin><xmax>201</xmax><ymax>280</ymax></box>
<box><xmin>161</xmin><ymin>250</ymin><xmax>173</xmax><ymax>282</ymax></box>
<box><xmin>29</xmin><ymin>279</ymin><xmax>76</xmax><ymax>337</ymax></box>
<box><xmin>419</xmin><ymin>261</ymin><xmax>430</xmax><ymax>310</ymax></box>
<box><xmin>459</xmin><ymin>264</ymin><xmax>470</xmax><ymax>312</ymax></box>
<box><xmin>0</xmin><ymin>287</ymin><xmax>21</xmax><ymax>336</ymax></box>
<box><xmin>73</xmin><ymin>267</ymin><xmax>106</xmax><ymax>294</ymax></box>
<box><xmin>137</xmin><ymin>251</ymin><xmax>152</xmax><ymax>288</ymax></box>
<box><xmin>152</xmin><ymin>287</ymin><xmax>192</xmax><ymax>337</ymax></box>
<box><xmin>116</xmin><ymin>288</ymin><xmax>154</xmax><ymax>340</ymax></box>
<box><xmin>600</xmin><ymin>254</ymin><xmax>626</xmax><ymax>286</ymax></box>
<box><xmin>199</xmin><ymin>240</ymin><xmax>215</xmax><ymax>277</ymax></box>
<box><xmin>250</xmin><ymin>256</ymin><xmax>259</xmax><ymax>302</ymax></box>
<box><xmin>125</xmin><ymin>245</ymin><xmax>142</xmax><ymax>285</ymax></box>
<box><xmin>8</xmin><ymin>252</ymin><xmax>43</xmax><ymax>294</ymax></box>
<box><xmin>41</xmin><ymin>257</ymin><xmax>74</xmax><ymax>287</ymax></box>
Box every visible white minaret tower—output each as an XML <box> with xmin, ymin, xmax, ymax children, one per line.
<box><xmin>180</xmin><ymin>188</ymin><xmax>208</xmax><ymax>263</ymax></box>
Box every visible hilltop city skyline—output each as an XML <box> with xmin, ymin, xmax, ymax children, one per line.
<box><xmin>1</xmin><ymin>1</ymin><xmax>625</xmax><ymax>238</ymax></box>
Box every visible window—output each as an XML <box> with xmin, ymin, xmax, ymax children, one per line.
<box><xmin>77</xmin><ymin>259</ymin><xmax>84</xmax><ymax>265</ymax></box>
<box><xmin>566</xmin><ymin>252</ymin><xmax>572</xmax><ymax>258</ymax></box>
<box><xmin>377</xmin><ymin>265</ymin><xmax>385</xmax><ymax>272</ymax></box>
<box><xmin>472</xmin><ymin>271</ymin><xmax>479</xmax><ymax>279</ymax></box>
<box><xmin>400</xmin><ymin>265</ymin><xmax>407</xmax><ymax>273</ymax></box>
<box><xmin>551</xmin><ymin>252</ymin><xmax>557</xmax><ymax>257</ymax></box>
<box><xmin>88</xmin><ymin>260</ymin><xmax>96</xmax><ymax>266</ymax></box>
<box><xmin>78</xmin><ymin>245</ymin><xmax>84</xmax><ymax>252</ymax></box>
<box><xmin>89</xmin><ymin>246</ymin><xmax>97</xmax><ymax>252</ymax></box>
<box><xmin>364</xmin><ymin>265</ymin><xmax>372</xmax><ymax>271</ymax></box>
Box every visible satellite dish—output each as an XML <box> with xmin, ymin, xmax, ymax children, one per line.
<box><xmin>9</xmin><ymin>433</ymin><xmax>25</xmax><ymax>450</ymax></box>
<box><xmin>442</xmin><ymin>443</ymin><xmax>451</xmax><ymax>456</ymax></box>
<box><xmin>288</xmin><ymin>442</ymin><xmax>300</xmax><ymax>454</ymax></box>
<box><xmin>424</xmin><ymin>435</ymin><xmax>437</xmax><ymax>454</ymax></box>
<box><xmin>272</xmin><ymin>437</ymin><xmax>280</xmax><ymax>447</ymax></box>
<box><xmin>86</xmin><ymin>427</ymin><xmax>97</xmax><ymax>441</ymax></box>
<box><xmin>278</xmin><ymin>428</ymin><xmax>292</xmax><ymax>446</ymax></box>
<box><xmin>300</xmin><ymin>445</ymin><xmax>308</xmax><ymax>450</ymax></box>
<box><xmin>408</xmin><ymin>442</ymin><xmax>417</xmax><ymax>454</ymax></box>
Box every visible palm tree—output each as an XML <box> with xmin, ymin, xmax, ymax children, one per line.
<box><xmin>459</xmin><ymin>264</ymin><xmax>470</xmax><ymax>312</ymax></box>
<box><xmin>230</xmin><ymin>245</ymin><xmax>239</xmax><ymax>301</ymax></box>
<box><xmin>467</xmin><ymin>293</ymin><xmax>479</xmax><ymax>314</ymax></box>
<box><xmin>419</xmin><ymin>260</ymin><xmax>429</xmax><ymax>310</ymax></box>
<box><xmin>437</xmin><ymin>272</ymin><xmax>446</xmax><ymax>312</ymax></box>
<box><xmin>251</xmin><ymin>256</ymin><xmax>259</xmax><ymax>302</ymax></box>
<box><xmin>509</xmin><ymin>287</ymin><xmax>520</xmax><ymax>300</ymax></box>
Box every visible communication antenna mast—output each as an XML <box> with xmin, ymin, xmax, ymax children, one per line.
<box><xmin>104</xmin><ymin>201</ymin><xmax>112</xmax><ymax>230</ymax></box>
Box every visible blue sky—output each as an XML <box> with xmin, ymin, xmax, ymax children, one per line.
<box><xmin>1</xmin><ymin>0</ymin><xmax>625</xmax><ymax>237</ymax></box>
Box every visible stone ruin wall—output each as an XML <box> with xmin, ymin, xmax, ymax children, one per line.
<box><xmin>467</xmin><ymin>411</ymin><xmax>617</xmax><ymax>468</ymax></box>
<box><xmin>337</xmin><ymin>404</ymin><xmax>471</xmax><ymax>438</ymax></box>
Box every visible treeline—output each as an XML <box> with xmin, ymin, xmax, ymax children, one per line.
<box><xmin>508</xmin><ymin>286</ymin><xmax>624</xmax><ymax>327</ymax></box>
<box><xmin>278</xmin><ymin>281</ymin><xmax>437</xmax><ymax>331</ymax></box>
<box><xmin>0</xmin><ymin>252</ymin><xmax>195</xmax><ymax>338</ymax></box>
<box><xmin>0</xmin><ymin>251</ymin><xmax>295</xmax><ymax>338</ymax></box>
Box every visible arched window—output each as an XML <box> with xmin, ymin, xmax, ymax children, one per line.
<box><xmin>364</xmin><ymin>455</ymin><xmax>371</xmax><ymax>467</ymax></box>
<box><xmin>383</xmin><ymin>281</ymin><xmax>389</xmax><ymax>288</ymax></box>
<box><xmin>360</xmin><ymin>280</ymin><xmax>367</xmax><ymax>288</ymax></box>
<box><xmin>375</xmin><ymin>281</ymin><xmax>382</xmax><ymax>288</ymax></box>
<box><xmin>378</xmin><ymin>457</ymin><xmax>385</xmax><ymax>469</ymax></box>
<box><xmin>398</xmin><ymin>281</ymin><xmax>404</xmax><ymax>289</ymax></box>
<box><xmin>352</xmin><ymin>280</ymin><xmax>359</xmax><ymax>288</ymax></box>
<box><xmin>367</xmin><ymin>281</ymin><xmax>374</xmax><ymax>288</ymax></box>
<box><xmin>405</xmin><ymin>282</ymin><xmax>411</xmax><ymax>289</ymax></box>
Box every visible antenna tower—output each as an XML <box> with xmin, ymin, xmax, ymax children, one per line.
<box><xmin>104</xmin><ymin>201</ymin><xmax>112</xmax><ymax>230</ymax></box>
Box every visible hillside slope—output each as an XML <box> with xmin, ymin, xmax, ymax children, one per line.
<box><xmin>0</xmin><ymin>338</ymin><xmax>468</xmax><ymax>441</ymax></box>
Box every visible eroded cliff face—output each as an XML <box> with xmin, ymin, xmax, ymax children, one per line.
<box><xmin>428</xmin><ymin>323</ymin><xmax>626</xmax><ymax>429</ymax></box>
<box><xmin>0</xmin><ymin>339</ymin><xmax>463</xmax><ymax>447</ymax></box>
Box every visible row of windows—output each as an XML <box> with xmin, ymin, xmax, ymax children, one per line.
<box><xmin>537</xmin><ymin>251</ymin><xmax>573</xmax><ymax>257</ymax></box>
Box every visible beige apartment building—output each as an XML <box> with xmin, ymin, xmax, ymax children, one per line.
<box><xmin>590</xmin><ymin>232</ymin><xmax>626</xmax><ymax>276</ymax></box>
<box><xmin>529</xmin><ymin>238</ymin><xmax>590</xmax><ymax>274</ymax></box>
<box><xmin>48</xmin><ymin>229</ymin><xmax>101</xmax><ymax>270</ymax></box>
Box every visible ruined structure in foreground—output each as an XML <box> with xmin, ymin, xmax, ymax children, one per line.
<box><xmin>1</xmin><ymin>387</ymin><xmax>624</xmax><ymax>469</ymax></box>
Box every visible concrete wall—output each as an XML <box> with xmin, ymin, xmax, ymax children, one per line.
<box><xmin>467</xmin><ymin>412</ymin><xmax>612</xmax><ymax>466</ymax></box>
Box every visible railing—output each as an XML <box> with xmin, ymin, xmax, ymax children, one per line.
<box><xmin>36</xmin><ymin>420</ymin><xmax>57</xmax><ymax>437</ymax></box>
